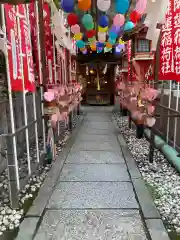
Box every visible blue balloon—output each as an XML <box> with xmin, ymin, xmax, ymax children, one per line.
<box><xmin>76</xmin><ymin>40</ymin><xmax>85</xmax><ymax>49</ymax></box>
<box><xmin>124</xmin><ymin>21</ymin><xmax>134</xmax><ymax>31</ymax></box>
<box><xmin>111</xmin><ymin>25</ymin><xmax>121</xmax><ymax>35</ymax></box>
<box><xmin>109</xmin><ymin>30</ymin><xmax>118</xmax><ymax>39</ymax></box>
<box><xmin>98</xmin><ymin>15</ymin><xmax>109</xmax><ymax>28</ymax></box>
<box><xmin>61</xmin><ymin>0</ymin><xmax>74</xmax><ymax>13</ymax></box>
<box><xmin>97</xmin><ymin>42</ymin><xmax>104</xmax><ymax>48</ymax></box>
<box><xmin>115</xmin><ymin>0</ymin><xmax>129</xmax><ymax>14</ymax></box>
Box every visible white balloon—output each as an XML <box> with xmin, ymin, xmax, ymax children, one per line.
<box><xmin>97</xmin><ymin>0</ymin><xmax>111</xmax><ymax>12</ymax></box>
<box><xmin>98</xmin><ymin>32</ymin><xmax>106</xmax><ymax>42</ymax></box>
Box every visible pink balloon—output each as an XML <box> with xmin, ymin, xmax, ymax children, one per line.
<box><xmin>71</xmin><ymin>24</ymin><xmax>80</xmax><ymax>34</ymax></box>
<box><xmin>136</xmin><ymin>0</ymin><xmax>147</xmax><ymax>14</ymax></box>
<box><xmin>113</xmin><ymin>14</ymin><xmax>125</xmax><ymax>27</ymax></box>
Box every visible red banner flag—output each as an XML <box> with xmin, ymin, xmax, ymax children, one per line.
<box><xmin>43</xmin><ymin>3</ymin><xmax>55</xmax><ymax>85</ymax></box>
<box><xmin>18</xmin><ymin>4</ymin><xmax>35</xmax><ymax>92</ymax></box>
<box><xmin>4</xmin><ymin>4</ymin><xmax>22</xmax><ymax>91</ymax></box>
<box><xmin>29</xmin><ymin>2</ymin><xmax>41</xmax><ymax>84</ymax></box>
<box><xmin>159</xmin><ymin>0</ymin><xmax>180</xmax><ymax>81</ymax></box>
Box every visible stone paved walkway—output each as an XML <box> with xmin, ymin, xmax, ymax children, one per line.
<box><xmin>16</xmin><ymin>107</ymin><xmax>170</xmax><ymax>240</ymax></box>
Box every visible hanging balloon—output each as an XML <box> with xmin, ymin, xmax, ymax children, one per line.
<box><xmin>74</xmin><ymin>32</ymin><xmax>83</xmax><ymax>40</ymax></box>
<box><xmin>104</xmin><ymin>47</ymin><xmax>112</xmax><ymax>53</ymax></box>
<box><xmin>98</xmin><ymin>26</ymin><xmax>108</xmax><ymax>33</ymax></box>
<box><xmin>86</xmin><ymin>29</ymin><xmax>96</xmax><ymax>38</ymax></box>
<box><xmin>98</xmin><ymin>32</ymin><xmax>106</xmax><ymax>42</ymax></box>
<box><xmin>82</xmin><ymin>14</ymin><xmax>93</xmax><ymax>25</ymax></box>
<box><xmin>76</xmin><ymin>40</ymin><xmax>85</xmax><ymax>49</ymax></box>
<box><xmin>67</xmin><ymin>13</ymin><xmax>78</xmax><ymax>26</ymax></box>
<box><xmin>119</xmin><ymin>38</ymin><xmax>125</xmax><ymax>44</ymax></box>
<box><xmin>78</xmin><ymin>0</ymin><xmax>91</xmax><ymax>11</ymax></box>
<box><xmin>97</xmin><ymin>47</ymin><xmax>103</xmax><ymax>53</ymax></box>
<box><xmin>115</xmin><ymin>44</ymin><xmax>125</xmax><ymax>53</ymax></box>
<box><xmin>85</xmin><ymin>22</ymin><xmax>94</xmax><ymax>30</ymax></box>
<box><xmin>71</xmin><ymin>24</ymin><xmax>80</xmax><ymax>34</ymax></box>
<box><xmin>61</xmin><ymin>0</ymin><xmax>74</xmax><ymax>13</ymax></box>
<box><xmin>109</xmin><ymin>30</ymin><xmax>118</xmax><ymax>39</ymax></box>
<box><xmin>115</xmin><ymin>0</ymin><xmax>129</xmax><ymax>14</ymax></box>
<box><xmin>90</xmin><ymin>44</ymin><xmax>96</xmax><ymax>51</ymax></box>
<box><xmin>97</xmin><ymin>0</ymin><xmax>111</xmax><ymax>12</ymax></box>
<box><xmin>109</xmin><ymin>38</ymin><xmax>116</xmax><ymax>45</ymax></box>
<box><xmin>106</xmin><ymin>42</ymin><xmax>112</xmax><ymax>48</ymax></box>
<box><xmin>82</xmin><ymin>49</ymin><xmax>87</xmax><ymax>54</ymax></box>
<box><xmin>136</xmin><ymin>0</ymin><xmax>147</xmax><ymax>14</ymax></box>
<box><xmin>124</xmin><ymin>21</ymin><xmax>134</xmax><ymax>31</ymax></box>
<box><xmin>98</xmin><ymin>15</ymin><xmax>109</xmax><ymax>28</ymax></box>
<box><xmin>97</xmin><ymin>42</ymin><xmax>104</xmax><ymax>48</ymax></box>
<box><xmin>130</xmin><ymin>10</ymin><xmax>141</xmax><ymax>23</ymax></box>
<box><xmin>113</xmin><ymin>14</ymin><xmax>125</xmax><ymax>27</ymax></box>
<box><xmin>110</xmin><ymin>25</ymin><xmax>121</xmax><ymax>35</ymax></box>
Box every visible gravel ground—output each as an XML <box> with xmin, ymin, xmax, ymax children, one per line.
<box><xmin>113</xmin><ymin>113</ymin><xmax>180</xmax><ymax>237</ymax></box>
<box><xmin>0</xmin><ymin>115</ymin><xmax>80</xmax><ymax>237</ymax></box>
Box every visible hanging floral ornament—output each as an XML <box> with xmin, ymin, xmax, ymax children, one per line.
<box><xmin>86</xmin><ymin>29</ymin><xmax>96</xmax><ymax>38</ymax></box>
<box><xmin>98</xmin><ymin>26</ymin><xmax>108</xmax><ymax>33</ymax></box>
<box><xmin>78</xmin><ymin>0</ymin><xmax>91</xmax><ymax>11</ymax></box>
<box><xmin>124</xmin><ymin>21</ymin><xmax>134</xmax><ymax>31</ymax></box>
<box><xmin>115</xmin><ymin>0</ymin><xmax>129</xmax><ymax>14</ymax></box>
<box><xmin>130</xmin><ymin>10</ymin><xmax>141</xmax><ymax>24</ymax></box>
<box><xmin>113</xmin><ymin>14</ymin><xmax>125</xmax><ymax>27</ymax></box>
<box><xmin>74</xmin><ymin>32</ymin><xmax>83</xmax><ymax>40</ymax></box>
<box><xmin>61</xmin><ymin>0</ymin><xmax>74</xmax><ymax>13</ymax></box>
<box><xmin>71</xmin><ymin>24</ymin><xmax>81</xmax><ymax>34</ymax></box>
<box><xmin>97</xmin><ymin>0</ymin><xmax>111</xmax><ymax>12</ymax></box>
<box><xmin>98</xmin><ymin>32</ymin><xmax>106</xmax><ymax>42</ymax></box>
<box><xmin>136</xmin><ymin>0</ymin><xmax>147</xmax><ymax>14</ymax></box>
<box><xmin>67</xmin><ymin>13</ymin><xmax>78</xmax><ymax>26</ymax></box>
<box><xmin>98</xmin><ymin>15</ymin><xmax>109</xmax><ymax>28</ymax></box>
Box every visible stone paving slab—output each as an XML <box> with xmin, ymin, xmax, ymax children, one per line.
<box><xmin>71</xmin><ymin>140</ymin><xmax>121</xmax><ymax>152</ymax></box>
<box><xmin>76</xmin><ymin>133</ymin><xmax>118</xmax><ymax>142</ymax></box>
<box><xmin>65</xmin><ymin>151</ymin><xmax>124</xmax><ymax>164</ymax></box>
<box><xmin>34</xmin><ymin>209</ymin><xmax>147</xmax><ymax>240</ymax></box>
<box><xmin>82</xmin><ymin>122</ymin><xmax>114</xmax><ymax>130</ymax></box>
<box><xmin>47</xmin><ymin>182</ymin><xmax>138</xmax><ymax>209</ymax></box>
<box><xmin>59</xmin><ymin>164</ymin><xmax>130</xmax><ymax>182</ymax></box>
<box><xmin>79</xmin><ymin>128</ymin><xmax>115</xmax><ymax>135</ymax></box>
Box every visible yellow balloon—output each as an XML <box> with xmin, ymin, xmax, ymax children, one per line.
<box><xmin>98</xmin><ymin>26</ymin><xmax>108</xmax><ymax>33</ymax></box>
<box><xmin>74</xmin><ymin>33</ymin><xmax>83</xmax><ymax>40</ymax></box>
<box><xmin>78</xmin><ymin>0</ymin><xmax>91</xmax><ymax>11</ymax></box>
<box><xmin>119</xmin><ymin>38</ymin><xmax>125</xmax><ymax>44</ymax></box>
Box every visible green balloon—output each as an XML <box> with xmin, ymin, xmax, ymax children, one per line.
<box><xmin>85</xmin><ymin>22</ymin><xmax>94</xmax><ymax>30</ymax></box>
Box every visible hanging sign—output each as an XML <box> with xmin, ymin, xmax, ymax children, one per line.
<box><xmin>18</xmin><ymin>4</ymin><xmax>35</xmax><ymax>92</ymax></box>
<box><xmin>127</xmin><ymin>40</ymin><xmax>131</xmax><ymax>81</ymax></box>
<box><xmin>4</xmin><ymin>5</ymin><xmax>22</xmax><ymax>91</ymax></box>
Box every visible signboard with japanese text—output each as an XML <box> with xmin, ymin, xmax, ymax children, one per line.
<box><xmin>159</xmin><ymin>0</ymin><xmax>180</xmax><ymax>81</ymax></box>
<box><xmin>127</xmin><ymin>40</ymin><xmax>131</xmax><ymax>81</ymax></box>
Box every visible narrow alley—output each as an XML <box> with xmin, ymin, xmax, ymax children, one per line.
<box><xmin>16</xmin><ymin>107</ymin><xmax>169</xmax><ymax>240</ymax></box>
